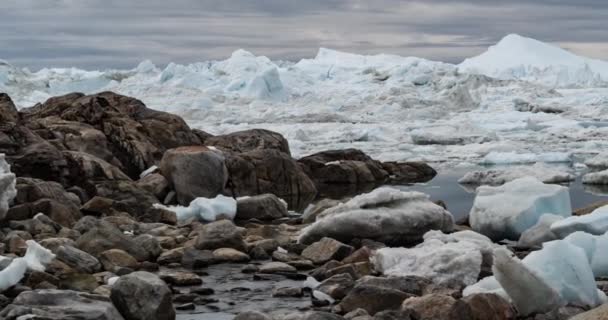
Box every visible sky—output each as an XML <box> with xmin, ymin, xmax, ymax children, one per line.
<box><xmin>1</xmin><ymin>0</ymin><xmax>607</xmax><ymax>70</ymax></box>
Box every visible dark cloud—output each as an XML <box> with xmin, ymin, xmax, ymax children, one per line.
<box><xmin>0</xmin><ymin>0</ymin><xmax>606</xmax><ymax>69</ymax></box>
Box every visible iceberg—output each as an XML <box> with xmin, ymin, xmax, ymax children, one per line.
<box><xmin>0</xmin><ymin>240</ymin><xmax>56</xmax><ymax>292</ymax></box>
<box><xmin>550</xmin><ymin>205</ymin><xmax>608</xmax><ymax>238</ymax></box>
<box><xmin>154</xmin><ymin>195</ymin><xmax>237</xmax><ymax>222</ymax></box>
<box><xmin>298</xmin><ymin>187</ymin><xmax>453</xmax><ymax>245</ymax></box>
<box><xmin>478</xmin><ymin>151</ymin><xmax>572</xmax><ymax>165</ymax></box>
<box><xmin>582</xmin><ymin>169</ymin><xmax>608</xmax><ymax>185</ymax></box>
<box><xmin>459</xmin><ymin>163</ymin><xmax>575</xmax><ymax>186</ymax></box>
<box><xmin>585</xmin><ymin>153</ymin><xmax>608</xmax><ymax>170</ymax></box>
<box><xmin>469</xmin><ymin>177</ymin><xmax>571</xmax><ymax>241</ymax></box>
<box><xmin>372</xmin><ymin>230</ymin><xmax>496</xmax><ymax>288</ymax></box>
<box><xmin>0</xmin><ymin>154</ymin><xmax>17</xmax><ymax>221</ymax></box>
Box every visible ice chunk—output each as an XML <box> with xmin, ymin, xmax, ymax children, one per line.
<box><xmin>0</xmin><ymin>154</ymin><xmax>17</xmax><ymax>221</ymax></box>
<box><xmin>582</xmin><ymin>169</ymin><xmax>608</xmax><ymax>185</ymax></box>
<box><xmin>459</xmin><ymin>163</ymin><xmax>575</xmax><ymax>186</ymax></box>
<box><xmin>372</xmin><ymin>230</ymin><xmax>496</xmax><ymax>288</ymax></box>
<box><xmin>551</xmin><ymin>205</ymin><xmax>608</xmax><ymax>238</ymax></box>
<box><xmin>139</xmin><ymin>165</ymin><xmax>158</xmax><ymax>179</ymax></box>
<box><xmin>491</xmin><ymin>247</ymin><xmax>563</xmax><ymax>316</ymax></box>
<box><xmin>517</xmin><ymin>213</ymin><xmax>563</xmax><ymax>247</ymax></box>
<box><xmin>479</xmin><ymin>151</ymin><xmax>572</xmax><ymax>165</ymax></box>
<box><xmin>298</xmin><ymin>187</ymin><xmax>453</xmax><ymax>245</ymax></box>
<box><xmin>469</xmin><ymin>177</ymin><xmax>571</xmax><ymax>241</ymax></box>
<box><xmin>0</xmin><ymin>240</ymin><xmax>56</xmax><ymax>292</ymax></box>
<box><xmin>154</xmin><ymin>195</ymin><xmax>237</xmax><ymax>222</ymax></box>
<box><xmin>564</xmin><ymin>232</ymin><xmax>608</xmax><ymax>277</ymax></box>
<box><xmin>585</xmin><ymin>153</ymin><xmax>608</xmax><ymax>170</ymax></box>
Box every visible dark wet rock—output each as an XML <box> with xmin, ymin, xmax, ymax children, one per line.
<box><xmin>234</xmin><ymin>311</ymin><xmax>272</xmax><ymax>320</ymax></box>
<box><xmin>0</xmin><ymin>92</ymin><xmax>19</xmax><ymax>123</ymax></box>
<box><xmin>181</xmin><ymin>247</ymin><xmax>216</xmax><ymax>268</ymax></box>
<box><xmin>224</xmin><ymin>149</ymin><xmax>317</xmax><ymax>210</ymax></box>
<box><xmin>0</xmin><ymin>289</ymin><xmax>124</xmax><ymax>320</ymax></box>
<box><xmin>58</xmin><ymin>273</ymin><xmax>99</xmax><ymax>292</ymax></box>
<box><xmin>159</xmin><ymin>271</ymin><xmax>202</xmax><ymax>286</ymax></box>
<box><xmin>337</xmin><ymin>284</ymin><xmax>414</xmax><ymax>315</ymax></box>
<box><xmin>206</xmin><ymin>129</ymin><xmax>291</xmax><ymax>155</ymax></box>
<box><xmin>302</xmin><ymin>311</ymin><xmax>346</xmax><ymax>320</ymax></box>
<box><xmin>195</xmin><ymin>220</ymin><xmax>246</xmax><ymax>251</ymax></box>
<box><xmin>401</xmin><ymin>294</ymin><xmax>457</xmax><ymax>320</ymax></box>
<box><xmin>272</xmin><ymin>286</ymin><xmax>304</xmax><ymax>297</ymax></box>
<box><xmin>90</xmin><ymin>180</ymin><xmax>160</xmax><ymax>221</ymax></box>
<box><xmin>301</xmin><ymin>237</ymin><xmax>354</xmax><ymax>265</ymax></box>
<box><xmin>236</xmin><ymin>193</ymin><xmax>288</xmax><ymax>220</ymax></box>
<box><xmin>357</xmin><ymin>276</ymin><xmax>431</xmax><ymax>296</ymax></box>
<box><xmin>56</xmin><ymin>245</ymin><xmax>102</xmax><ymax>273</ymax></box>
<box><xmin>159</xmin><ymin>145</ymin><xmax>228</xmax><ymax>205</ymax></box>
<box><xmin>317</xmin><ymin>273</ymin><xmax>355</xmax><ymax>300</ymax></box>
<box><xmin>136</xmin><ymin>173</ymin><xmax>170</xmax><ymax>201</ymax></box>
<box><xmin>24</xmin><ymin>271</ymin><xmax>60</xmax><ymax>289</ymax></box>
<box><xmin>133</xmin><ymin>234</ymin><xmax>163</xmax><ymax>261</ymax></box>
<box><xmin>111</xmin><ymin>271</ymin><xmax>175</xmax><ymax>320</ymax></box>
<box><xmin>158</xmin><ymin>247</ymin><xmax>185</xmax><ymax>265</ymax></box>
<box><xmin>6</xmin><ymin>198</ymin><xmax>81</xmax><ymax>228</ymax></box>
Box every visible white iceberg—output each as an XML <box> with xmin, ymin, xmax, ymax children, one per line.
<box><xmin>479</xmin><ymin>152</ymin><xmax>572</xmax><ymax>165</ymax></box>
<box><xmin>459</xmin><ymin>163</ymin><xmax>575</xmax><ymax>186</ymax></box>
<box><xmin>0</xmin><ymin>240</ymin><xmax>56</xmax><ymax>292</ymax></box>
<box><xmin>372</xmin><ymin>230</ymin><xmax>496</xmax><ymax>288</ymax></box>
<box><xmin>298</xmin><ymin>187</ymin><xmax>454</xmax><ymax>245</ymax></box>
<box><xmin>585</xmin><ymin>153</ymin><xmax>608</xmax><ymax>170</ymax></box>
<box><xmin>469</xmin><ymin>177</ymin><xmax>571</xmax><ymax>241</ymax></box>
<box><xmin>582</xmin><ymin>169</ymin><xmax>608</xmax><ymax>185</ymax></box>
<box><xmin>564</xmin><ymin>232</ymin><xmax>608</xmax><ymax>277</ymax></box>
<box><xmin>550</xmin><ymin>205</ymin><xmax>608</xmax><ymax>238</ymax></box>
<box><xmin>154</xmin><ymin>195</ymin><xmax>237</xmax><ymax>222</ymax></box>
<box><xmin>0</xmin><ymin>154</ymin><xmax>17</xmax><ymax>221</ymax></box>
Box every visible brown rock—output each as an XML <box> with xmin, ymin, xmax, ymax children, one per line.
<box><xmin>301</xmin><ymin>238</ymin><xmax>354</xmax><ymax>265</ymax></box>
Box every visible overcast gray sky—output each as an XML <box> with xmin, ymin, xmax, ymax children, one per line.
<box><xmin>2</xmin><ymin>0</ymin><xmax>607</xmax><ymax>70</ymax></box>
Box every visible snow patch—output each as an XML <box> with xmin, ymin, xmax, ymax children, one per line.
<box><xmin>154</xmin><ymin>195</ymin><xmax>237</xmax><ymax>222</ymax></box>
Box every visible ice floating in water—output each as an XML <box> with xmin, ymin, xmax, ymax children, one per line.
<box><xmin>154</xmin><ymin>195</ymin><xmax>237</xmax><ymax>222</ymax></box>
<box><xmin>372</xmin><ymin>230</ymin><xmax>497</xmax><ymax>288</ymax></box>
<box><xmin>479</xmin><ymin>151</ymin><xmax>572</xmax><ymax>165</ymax></box>
<box><xmin>458</xmin><ymin>163</ymin><xmax>575</xmax><ymax>186</ymax></box>
<box><xmin>0</xmin><ymin>240</ymin><xmax>56</xmax><ymax>292</ymax></box>
<box><xmin>585</xmin><ymin>153</ymin><xmax>608</xmax><ymax>170</ymax></box>
<box><xmin>582</xmin><ymin>169</ymin><xmax>608</xmax><ymax>185</ymax></box>
<box><xmin>551</xmin><ymin>205</ymin><xmax>608</xmax><ymax>238</ymax></box>
<box><xmin>469</xmin><ymin>177</ymin><xmax>571</xmax><ymax>241</ymax></box>
<box><xmin>0</xmin><ymin>154</ymin><xmax>17</xmax><ymax>220</ymax></box>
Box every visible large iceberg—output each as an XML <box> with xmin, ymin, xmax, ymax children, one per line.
<box><xmin>0</xmin><ymin>154</ymin><xmax>17</xmax><ymax>221</ymax></box>
<box><xmin>469</xmin><ymin>177</ymin><xmax>571</xmax><ymax>241</ymax></box>
<box><xmin>458</xmin><ymin>163</ymin><xmax>575</xmax><ymax>186</ymax></box>
<box><xmin>550</xmin><ymin>205</ymin><xmax>608</xmax><ymax>238</ymax></box>
<box><xmin>154</xmin><ymin>195</ymin><xmax>237</xmax><ymax>222</ymax></box>
<box><xmin>372</xmin><ymin>230</ymin><xmax>497</xmax><ymax>288</ymax></box>
<box><xmin>0</xmin><ymin>241</ymin><xmax>56</xmax><ymax>292</ymax></box>
<box><xmin>298</xmin><ymin>187</ymin><xmax>454</xmax><ymax>245</ymax></box>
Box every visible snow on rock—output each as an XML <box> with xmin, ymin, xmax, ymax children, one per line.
<box><xmin>517</xmin><ymin>213</ymin><xmax>563</xmax><ymax>248</ymax></box>
<box><xmin>458</xmin><ymin>163</ymin><xmax>575</xmax><ymax>186</ymax></box>
<box><xmin>466</xmin><ymin>244</ymin><xmax>604</xmax><ymax>315</ymax></box>
<box><xmin>154</xmin><ymin>195</ymin><xmax>237</xmax><ymax>222</ymax></box>
<box><xmin>550</xmin><ymin>205</ymin><xmax>608</xmax><ymax>238</ymax></box>
<box><xmin>469</xmin><ymin>177</ymin><xmax>572</xmax><ymax>241</ymax></box>
<box><xmin>459</xmin><ymin>33</ymin><xmax>608</xmax><ymax>88</ymax></box>
<box><xmin>372</xmin><ymin>230</ymin><xmax>497</xmax><ymax>288</ymax></box>
<box><xmin>0</xmin><ymin>154</ymin><xmax>16</xmax><ymax>220</ymax></box>
<box><xmin>298</xmin><ymin>187</ymin><xmax>454</xmax><ymax>245</ymax></box>
<box><xmin>0</xmin><ymin>240</ymin><xmax>56</xmax><ymax>292</ymax></box>
<box><xmin>582</xmin><ymin>169</ymin><xmax>608</xmax><ymax>185</ymax></box>
<box><xmin>479</xmin><ymin>151</ymin><xmax>572</xmax><ymax>165</ymax></box>
<box><xmin>585</xmin><ymin>153</ymin><xmax>608</xmax><ymax>170</ymax></box>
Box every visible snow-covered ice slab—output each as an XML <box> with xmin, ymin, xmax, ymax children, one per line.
<box><xmin>458</xmin><ymin>163</ymin><xmax>574</xmax><ymax>186</ymax></box>
<box><xmin>154</xmin><ymin>195</ymin><xmax>237</xmax><ymax>222</ymax></box>
<box><xmin>478</xmin><ymin>151</ymin><xmax>572</xmax><ymax>165</ymax></box>
<box><xmin>372</xmin><ymin>230</ymin><xmax>497</xmax><ymax>288</ymax></box>
<box><xmin>298</xmin><ymin>187</ymin><xmax>453</xmax><ymax>245</ymax></box>
<box><xmin>551</xmin><ymin>205</ymin><xmax>608</xmax><ymax>238</ymax></box>
<box><xmin>0</xmin><ymin>154</ymin><xmax>16</xmax><ymax>221</ymax></box>
<box><xmin>0</xmin><ymin>240</ymin><xmax>56</xmax><ymax>292</ymax></box>
<box><xmin>582</xmin><ymin>169</ymin><xmax>608</xmax><ymax>185</ymax></box>
<box><xmin>469</xmin><ymin>177</ymin><xmax>571</xmax><ymax>241</ymax></box>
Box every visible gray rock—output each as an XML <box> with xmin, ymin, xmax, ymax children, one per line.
<box><xmin>338</xmin><ymin>285</ymin><xmax>413</xmax><ymax>315</ymax></box>
<box><xmin>301</xmin><ymin>237</ymin><xmax>354</xmax><ymax>265</ymax></box>
<box><xmin>110</xmin><ymin>271</ymin><xmax>175</xmax><ymax>320</ymax></box>
<box><xmin>195</xmin><ymin>220</ymin><xmax>246</xmax><ymax>251</ymax></box>
<box><xmin>234</xmin><ymin>311</ymin><xmax>272</xmax><ymax>320</ymax></box>
<box><xmin>236</xmin><ymin>194</ymin><xmax>288</xmax><ymax>220</ymax></box>
<box><xmin>56</xmin><ymin>245</ymin><xmax>102</xmax><ymax>273</ymax></box>
<box><xmin>181</xmin><ymin>248</ymin><xmax>216</xmax><ymax>268</ymax></box>
<box><xmin>76</xmin><ymin>224</ymin><xmax>150</xmax><ymax>261</ymax></box>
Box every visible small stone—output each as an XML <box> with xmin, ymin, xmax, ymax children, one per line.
<box><xmin>258</xmin><ymin>261</ymin><xmax>297</xmax><ymax>274</ymax></box>
<box><xmin>212</xmin><ymin>248</ymin><xmax>250</xmax><ymax>263</ymax></box>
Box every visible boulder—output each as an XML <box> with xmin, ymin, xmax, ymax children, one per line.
<box><xmin>159</xmin><ymin>146</ymin><xmax>228</xmax><ymax>205</ymax></box>
<box><xmin>450</xmin><ymin>293</ymin><xmax>515</xmax><ymax>320</ymax></box>
<box><xmin>76</xmin><ymin>224</ymin><xmax>151</xmax><ymax>261</ymax></box>
<box><xmin>0</xmin><ymin>289</ymin><xmax>124</xmax><ymax>320</ymax></box>
<box><xmin>195</xmin><ymin>220</ymin><xmax>246</xmax><ymax>251</ymax></box>
<box><xmin>299</xmin><ymin>187</ymin><xmax>453</xmax><ymax>246</ymax></box>
<box><xmin>99</xmin><ymin>249</ymin><xmax>139</xmax><ymax>271</ymax></box>
<box><xmin>56</xmin><ymin>245</ymin><xmax>102</xmax><ymax>273</ymax></box>
<box><xmin>401</xmin><ymin>294</ymin><xmax>457</xmax><ymax>320</ymax></box>
<box><xmin>110</xmin><ymin>271</ymin><xmax>175</xmax><ymax>320</ymax></box>
<box><xmin>236</xmin><ymin>194</ymin><xmax>288</xmax><ymax>220</ymax></box>
<box><xmin>301</xmin><ymin>238</ymin><xmax>354</xmax><ymax>265</ymax></box>
<box><xmin>337</xmin><ymin>284</ymin><xmax>413</xmax><ymax>315</ymax></box>
<box><xmin>205</xmin><ymin>129</ymin><xmax>291</xmax><ymax>155</ymax></box>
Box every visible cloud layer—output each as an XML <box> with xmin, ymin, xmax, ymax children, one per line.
<box><xmin>1</xmin><ymin>0</ymin><xmax>607</xmax><ymax>69</ymax></box>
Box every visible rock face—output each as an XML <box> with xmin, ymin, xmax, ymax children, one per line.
<box><xmin>236</xmin><ymin>194</ymin><xmax>288</xmax><ymax>220</ymax></box>
<box><xmin>0</xmin><ymin>289</ymin><xmax>124</xmax><ymax>320</ymax></box>
<box><xmin>159</xmin><ymin>146</ymin><xmax>228</xmax><ymax>206</ymax></box>
<box><xmin>299</xmin><ymin>187</ymin><xmax>453</xmax><ymax>245</ymax></box>
<box><xmin>110</xmin><ymin>271</ymin><xmax>175</xmax><ymax>320</ymax></box>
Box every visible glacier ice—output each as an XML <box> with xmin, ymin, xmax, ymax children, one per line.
<box><xmin>298</xmin><ymin>187</ymin><xmax>453</xmax><ymax>245</ymax></box>
<box><xmin>0</xmin><ymin>154</ymin><xmax>17</xmax><ymax>221</ymax></box>
<box><xmin>372</xmin><ymin>230</ymin><xmax>497</xmax><ymax>288</ymax></box>
<box><xmin>550</xmin><ymin>205</ymin><xmax>608</xmax><ymax>238</ymax></box>
<box><xmin>0</xmin><ymin>240</ymin><xmax>56</xmax><ymax>292</ymax></box>
<box><xmin>582</xmin><ymin>169</ymin><xmax>608</xmax><ymax>185</ymax></box>
<box><xmin>154</xmin><ymin>195</ymin><xmax>237</xmax><ymax>222</ymax></box>
<box><xmin>459</xmin><ymin>163</ymin><xmax>575</xmax><ymax>186</ymax></box>
<box><xmin>469</xmin><ymin>177</ymin><xmax>571</xmax><ymax>241</ymax></box>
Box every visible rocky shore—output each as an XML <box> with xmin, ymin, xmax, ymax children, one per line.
<box><xmin>0</xmin><ymin>91</ymin><xmax>607</xmax><ymax>320</ymax></box>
